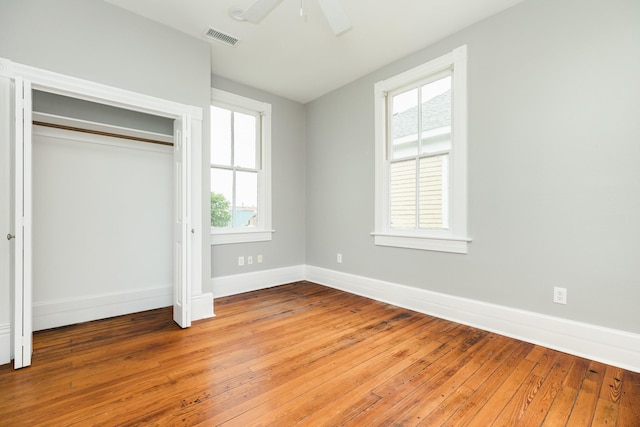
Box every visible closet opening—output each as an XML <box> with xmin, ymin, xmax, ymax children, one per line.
<box><xmin>7</xmin><ymin>61</ymin><xmax>201</xmax><ymax>369</ymax></box>
<box><xmin>31</xmin><ymin>90</ymin><xmax>177</xmax><ymax>331</ymax></box>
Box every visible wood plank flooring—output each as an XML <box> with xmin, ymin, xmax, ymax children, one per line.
<box><xmin>0</xmin><ymin>281</ymin><xmax>638</xmax><ymax>426</ymax></box>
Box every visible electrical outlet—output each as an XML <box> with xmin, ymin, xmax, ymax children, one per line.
<box><xmin>553</xmin><ymin>287</ymin><xmax>567</xmax><ymax>304</ymax></box>
<box><xmin>257</xmin><ymin>254</ymin><xmax>263</xmax><ymax>263</ymax></box>
<box><xmin>238</xmin><ymin>256</ymin><xmax>244</xmax><ymax>266</ymax></box>
<box><xmin>337</xmin><ymin>253</ymin><xmax>343</xmax><ymax>263</ymax></box>
<box><xmin>248</xmin><ymin>255</ymin><xmax>253</xmax><ymax>265</ymax></box>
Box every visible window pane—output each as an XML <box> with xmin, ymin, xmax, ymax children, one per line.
<box><xmin>211</xmin><ymin>106</ymin><xmax>232</xmax><ymax>166</ymax></box>
<box><xmin>234</xmin><ymin>112</ymin><xmax>257</xmax><ymax>169</ymax></box>
<box><xmin>211</xmin><ymin>168</ymin><xmax>233</xmax><ymax>228</ymax></box>
<box><xmin>234</xmin><ymin>171</ymin><xmax>258</xmax><ymax>227</ymax></box>
<box><xmin>421</xmin><ymin>76</ymin><xmax>452</xmax><ymax>154</ymax></box>
<box><xmin>419</xmin><ymin>154</ymin><xmax>449</xmax><ymax>229</ymax></box>
<box><xmin>390</xmin><ymin>88</ymin><xmax>418</xmax><ymax>159</ymax></box>
<box><xmin>390</xmin><ymin>159</ymin><xmax>416</xmax><ymax>229</ymax></box>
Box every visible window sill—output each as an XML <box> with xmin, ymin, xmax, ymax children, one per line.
<box><xmin>371</xmin><ymin>232</ymin><xmax>471</xmax><ymax>254</ymax></box>
<box><xmin>210</xmin><ymin>229</ymin><xmax>274</xmax><ymax>245</ymax></box>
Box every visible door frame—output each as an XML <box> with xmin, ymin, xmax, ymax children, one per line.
<box><xmin>4</xmin><ymin>58</ymin><xmax>203</xmax><ymax>368</ymax></box>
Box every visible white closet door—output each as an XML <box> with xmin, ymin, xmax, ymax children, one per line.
<box><xmin>0</xmin><ymin>71</ymin><xmax>12</xmax><ymax>366</ymax></box>
<box><xmin>173</xmin><ymin>114</ymin><xmax>191</xmax><ymax>328</ymax></box>
<box><xmin>13</xmin><ymin>77</ymin><xmax>33</xmax><ymax>369</ymax></box>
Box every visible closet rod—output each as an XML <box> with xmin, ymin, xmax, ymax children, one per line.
<box><xmin>32</xmin><ymin>120</ymin><xmax>174</xmax><ymax>146</ymax></box>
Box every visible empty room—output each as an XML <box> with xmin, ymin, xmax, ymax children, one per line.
<box><xmin>0</xmin><ymin>0</ymin><xmax>639</xmax><ymax>425</ymax></box>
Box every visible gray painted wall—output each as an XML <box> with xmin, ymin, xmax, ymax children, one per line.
<box><xmin>210</xmin><ymin>75</ymin><xmax>306</xmax><ymax>277</ymax></box>
<box><xmin>305</xmin><ymin>0</ymin><xmax>640</xmax><ymax>333</ymax></box>
<box><xmin>0</xmin><ymin>0</ymin><xmax>212</xmax><ymax>293</ymax></box>
<box><xmin>0</xmin><ymin>0</ymin><xmax>210</xmax><ymax>107</ymax></box>
<box><xmin>32</xmin><ymin>126</ymin><xmax>172</xmax><ymax>330</ymax></box>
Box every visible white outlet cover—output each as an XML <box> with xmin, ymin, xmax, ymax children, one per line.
<box><xmin>553</xmin><ymin>287</ymin><xmax>567</xmax><ymax>304</ymax></box>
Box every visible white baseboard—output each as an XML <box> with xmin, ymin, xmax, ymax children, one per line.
<box><xmin>33</xmin><ymin>286</ymin><xmax>173</xmax><ymax>331</ymax></box>
<box><xmin>0</xmin><ymin>323</ymin><xmax>10</xmax><ymax>365</ymax></box>
<box><xmin>212</xmin><ymin>265</ymin><xmax>305</xmax><ymax>298</ymax></box>
<box><xmin>33</xmin><ymin>288</ymin><xmax>213</xmax><ymax>331</ymax></box>
<box><xmin>192</xmin><ymin>292</ymin><xmax>215</xmax><ymax>320</ymax></box>
<box><xmin>305</xmin><ymin>265</ymin><xmax>640</xmax><ymax>373</ymax></box>
<box><xmin>31</xmin><ymin>265</ymin><xmax>639</xmax><ymax>372</ymax></box>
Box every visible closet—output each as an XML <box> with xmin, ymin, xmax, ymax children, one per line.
<box><xmin>31</xmin><ymin>91</ymin><xmax>175</xmax><ymax>331</ymax></box>
<box><xmin>3</xmin><ymin>60</ymin><xmax>201</xmax><ymax>369</ymax></box>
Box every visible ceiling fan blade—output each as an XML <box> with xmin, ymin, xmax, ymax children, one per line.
<box><xmin>317</xmin><ymin>0</ymin><xmax>352</xmax><ymax>35</ymax></box>
<box><xmin>236</xmin><ymin>0</ymin><xmax>285</xmax><ymax>23</ymax></box>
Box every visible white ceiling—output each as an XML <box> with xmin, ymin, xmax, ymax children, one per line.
<box><xmin>105</xmin><ymin>0</ymin><xmax>523</xmax><ymax>104</ymax></box>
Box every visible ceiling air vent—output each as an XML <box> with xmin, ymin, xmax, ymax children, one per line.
<box><xmin>204</xmin><ymin>27</ymin><xmax>239</xmax><ymax>47</ymax></box>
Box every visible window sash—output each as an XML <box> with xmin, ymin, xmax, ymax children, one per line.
<box><xmin>211</xmin><ymin>104</ymin><xmax>262</xmax><ymax>230</ymax></box>
<box><xmin>389</xmin><ymin>152</ymin><xmax>450</xmax><ymax>231</ymax></box>
<box><xmin>386</xmin><ymin>71</ymin><xmax>452</xmax><ymax>232</ymax></box>
<box><xmin>210</xmin><ymin>105</ymin><xmax>261</xmax><ymax>169</ymax></box>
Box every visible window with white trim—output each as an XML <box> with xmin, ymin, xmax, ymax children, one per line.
<box><xmin>373</xmin><ymin>45</ymin><xmax>470</xmax><ymax>253</ymax></box>
<box><xmin>210</xmin><ymin>88</ymin><xmax>272</xmax><ymax>245</ymax></box>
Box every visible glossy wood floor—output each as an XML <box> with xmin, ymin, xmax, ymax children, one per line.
<box><xmin>1</xmin><ymin>282</ymin><xmax>638</xmax><ymax>426</ymax></box>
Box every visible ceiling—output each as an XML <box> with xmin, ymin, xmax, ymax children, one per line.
<box><xmin>105</xmin><ymin>0</ymin><xmax>523</xmax><ymax>104</ymax></box>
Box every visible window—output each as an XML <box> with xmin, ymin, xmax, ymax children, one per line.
<box><xmin>210</xmin><ymin>89</ymin><xmax>272</xmax><ymax>245</ymax></box>
<box><xmin>373</xmin><ymin>45</ymin><xmax>470</xmax><ymax>253</ymax></box>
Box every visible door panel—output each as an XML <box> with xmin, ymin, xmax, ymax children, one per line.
<box><xmin>0</xmin><ymin>73</ymin><xmax>12</xmax><ymax>365</ymax></box>
<box><xmin>173</xmin><ymin>115</ymin><xmax>191</xmax><ymax>328</ymax></box>
<box><xmin>13</xmin><ymin>77</ymin><xmax>32</xmax><ymax>369</ymax></box>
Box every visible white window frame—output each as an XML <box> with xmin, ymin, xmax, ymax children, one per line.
<box><xmin>210</xmin><ymin>88</ymin><xmax>272</xmax><ymax>245</ymax></box>
<box><xmin>373</xmin><ymin>45</ymin><xmax>470</xmax><ymax>254</ymax></box>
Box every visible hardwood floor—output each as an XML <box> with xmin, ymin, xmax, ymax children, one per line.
<box><xmin>0</xmin><ymin>281</ymin><xmax>638</xmax><ymax>426</ymax></box>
